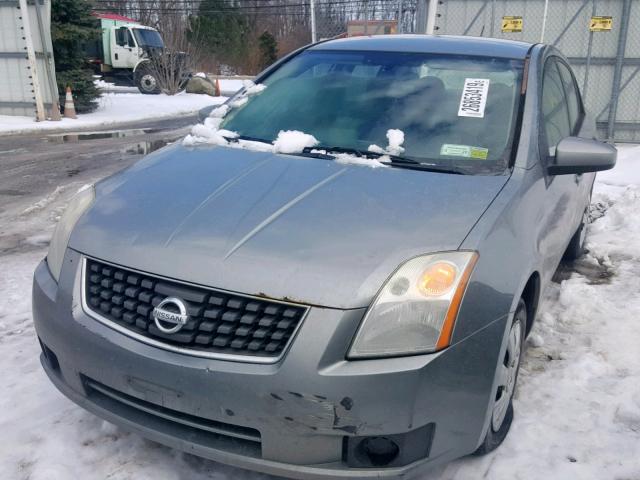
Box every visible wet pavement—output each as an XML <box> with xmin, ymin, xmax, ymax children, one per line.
<box><xmin>0</xmin><ymin>118</ymin><xmax>193</xmax><ymax>256</ymax></box>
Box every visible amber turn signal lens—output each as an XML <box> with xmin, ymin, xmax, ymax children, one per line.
<box><xmin>418</xmin><ymin>262</ymin><xmax>458</xmax><ymax>296</ymax></box>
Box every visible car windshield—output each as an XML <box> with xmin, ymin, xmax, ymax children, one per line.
<box><xmin>133</xmin><ymin>28</ymin><xmax>164</xmax><ymax>48</ymax></box>
<box><xmin>221</xmin><ymin>50</ymin><xmax>524</xmax><ymax>174</ymax></box>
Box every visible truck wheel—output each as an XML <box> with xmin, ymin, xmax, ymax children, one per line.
<box><xmin>473</xmin><ymin>299</ymin><xmax>526</xmax><ymax>456</ymax></box>
<box><xmin>135</xmin><ymin>68</ymin><xmax>160</xmax><ymax>95</ymax></box>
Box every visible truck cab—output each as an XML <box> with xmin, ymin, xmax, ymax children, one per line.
<box><xmin>111</xmin><ymin>24</ymin><xmax>164</xmax><ymax>69</ymax></box>
<box><xmin>88</xmin><ymin>13</ymin><xmax>165</xmax><ymax>94</ymax></box>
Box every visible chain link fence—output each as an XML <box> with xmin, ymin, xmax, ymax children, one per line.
<box><xmin>310</xmin><ymin>0</ymin><xmax>421</xmax><ymax>41</ymax></box>
<box><xmin>303</xmin><ymin>0</ymin><xmax>639</xmax><ymax>142</ymax></box>
<box><xmin>432</xmin><ymin>0</ymin><xmax>639</xmax><ymax>142</ymax></box>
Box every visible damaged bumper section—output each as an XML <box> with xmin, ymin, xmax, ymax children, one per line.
<box><xmin>33</xmin><ymin>250</ymin><xmax>506</xmax><ymax>479</ymax></box>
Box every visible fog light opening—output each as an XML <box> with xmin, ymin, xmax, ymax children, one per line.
<box><xmin>360</xmin><ymin>437</ymin><xmax>400</xmax><ymax>466</ymax></box>
<box><xmin>39</xmin><ymin>338</ymin><xmax>60</xmax><ymax>372</ymax></box>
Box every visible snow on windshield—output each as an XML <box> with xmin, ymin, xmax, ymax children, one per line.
<box><xmin>228</xmin><ymin>80</ymin><xmax>267</xmax><ymax>108</ymax></box>
<box><xmin>368</xmin><ymin>129</ymin><xmax>406</xmax><ymax>157</ymax></box>
<box><xmin>183</xmin><ymin>87</ymin><xmax>390</xmax><ymax>168</ymax></box>
<box><xmin>273</xmin><ymin>130</ymin><xmax>318</xmax><ymax>153</ymax></box>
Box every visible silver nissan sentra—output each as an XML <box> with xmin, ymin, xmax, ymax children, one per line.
<box><xmin>33</xmin><ymin>35</ymin><xmax>616</xmax><ymax>478</ymax></box>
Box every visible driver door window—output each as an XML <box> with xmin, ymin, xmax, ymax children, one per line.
<box><xmin>115</xmin><ymin>27</ymin><xmax>128</xmax><ymax>47</ymax></box>
<box><xmin>541</xmin><ymin>58</ymin><xmax>571</xmax><ymax>156</ymax></box>
<box><xmin>127</xmin><ymin>30</ymin><xmax>136</xmax><ymax>48</ymax></box>
<box><xmin>556</xmin><ymin>61</ymin><xmax>583</xmax><ymax>134</ymax></box>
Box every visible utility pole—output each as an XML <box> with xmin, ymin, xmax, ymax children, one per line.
<box><xmin>540</xmin><ymin>0</ymin><xmax>550</xmax><ymax>42</ymax></box>
<box><xmin>416</xmin><ymin>0</ymin><xmax>427</xmax><ymax>33</ymax></box>
<box><xmin>310</xmin><ymin>0</ymin><xmax>317</xmax><ymax>42</ymax></box>
<box><xmin>19</xmin><ymin>0</ymin><xmax>46</xmax><ymax>121</ymax></box>
<box><xmin>34</xmin><ymin>0</ymin><xmax>60</xmax><ymax>120</ymax></box>
<box><xmin>364</xmin><ymin>0</ymin><xmax>369</xmax><ymax>35</ymax></box>
<box><xmin>607</xmin><ymin>0</ymin><xmax>631</xmax><ymax>141</ymax></box>
<box><xmin>426</xmin><ymin>0</ymin><xmax>439</xmax><ymax>34</ymax></box>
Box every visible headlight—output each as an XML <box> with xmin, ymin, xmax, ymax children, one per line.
<box><xmin>47</xmin><ymin>184</ymin><xmax>95</xmax><ymax>282</ymax></box>
<box><xmin>348</xmin><ymin>251</ymin><xmax>478</xmax><ymax>359</ymax></box>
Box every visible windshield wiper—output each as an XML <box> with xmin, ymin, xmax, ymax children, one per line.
<box><xmin>223</xmin><ymin>134</ymin><xmax>273</xmax><ymax>145</ymax></box>
<box><xmin>302</xmin><ymin>145</ymin><xmax>419</xmax><ymax>164</ymax></box>
<box><xmin>383</xmin><ymin>160</ymin><xmax>466</xmax><ymax>175</ymax></box>
<box><xmin>302</xmin><ymin>146</ymin><xmax>465</xmax><ymax>174</ymax></box>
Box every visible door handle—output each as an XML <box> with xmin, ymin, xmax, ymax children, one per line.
<box><xmin>574</xmin><ymin>174</ymin><xmax>582</xmax><ymax>185</ymax></box>
<box><xmin>115</xmin><ymin>53</ymin><xmax>119</xmax><ymax>60</ymax></box>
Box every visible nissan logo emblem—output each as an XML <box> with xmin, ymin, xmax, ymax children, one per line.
<box><xmin>152</xmin><ymin>297</ymin><xmax>189</xmax><ymax>334</ymax></box>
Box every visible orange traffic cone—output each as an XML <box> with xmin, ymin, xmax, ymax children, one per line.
<box><xmin>214</xmin><ymin>78</ymin><xmax>221</xmax><ymax>97</ymax></box>
<box><xmin>64</xmin><ymin>86</ymin><xmax>77</xmax><ymax>119</ymax></box>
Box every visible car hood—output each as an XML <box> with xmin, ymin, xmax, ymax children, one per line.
<box><xmin>71</xmin><ymin>144</ymin><xmax>508</xmax><ymax>309</ymax></box>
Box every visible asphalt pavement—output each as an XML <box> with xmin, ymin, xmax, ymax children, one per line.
<box><xmin>0</xmin><ymin>118</ymin><xmax>193</xmax><ymax>257</ymax></box>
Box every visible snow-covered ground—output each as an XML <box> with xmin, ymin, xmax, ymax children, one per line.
<box><xmin>96</xmin><ymin>78</ymin><xmax>246</xmax><ymax>97</ymax></box>
<box><xmin>1</xmin><ymin>146</ymin><xmax>639</xmax><ymax>479</ymax></box>
<box><xmin>0</xmin><ymin>91</ymin><xmax>225</xmax><ymax>136</ymax></box>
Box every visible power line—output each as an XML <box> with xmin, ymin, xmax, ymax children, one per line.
<box><xmin>94</xmin><ymin>0</ymin><xmax>398</xmax><ymax>8</ymax></box>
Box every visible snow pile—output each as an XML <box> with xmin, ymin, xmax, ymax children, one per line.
<box><xmin>369</xmin><ymin>129</ymin><xmax>406</xmax><ymax>156</ymax></box>
<box><xmin>244</xmin><ymin>81</ymin><xmax>267</xmax><ymax>96</ymax></box>
<box><xmin>593</xmin><ymin>144</ymin><xmax>640</xmax><ymax>187</ymax></box>
<box><xmin>184</xmin><ymin>125</ymin><xmax>319</xmax><ymax>156</ymax></box>
<box><xmin>185</xmin><ymin>124</ymin><xmax>237</xmax><ymax>147</ymax></box>
<box><xmin>0</xmin><ymin>91</ymin><xmax>225</xmax><ymax>136</ymax></box>
<box><xmin>228</xmin><ymin>80</ymin><xmax>267</xmax><ymax>108</ymax></box>
<box><xmin>94</xmin><ymin>78</ymin><xmax>138</xmax><ymax>94</ymax></box>
<box><xmin>333</xmin><ymin>153</ymin><xmax>387</xmax><ymax>168</ymax></box>
<box><xmin>273</xmin><ymin>130</ymin><xmax>318</xmax><ymax>154</ymax></box>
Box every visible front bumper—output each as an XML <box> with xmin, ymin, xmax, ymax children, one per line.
<box><xmin>33</xmin><ymin>250</ymin><xmax>508</xmax><ymax>479</ymax></box>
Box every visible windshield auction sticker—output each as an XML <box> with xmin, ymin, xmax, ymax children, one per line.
<box><xmin>458</xmin><ymin>78</ymin><xmax>490</xmax><ymax>118</ymax></box>
<box><xmin>441</xmin><ymin>144</ymin><xmax>489</xmax><ymax>160</ymax></box>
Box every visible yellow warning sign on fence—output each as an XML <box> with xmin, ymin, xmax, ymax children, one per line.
<box><xmin>590</xmin><ymin>16</ymin><xmax>613</xmax><ymax>32</ymax></box>
<box><xmin>502</xmin><ymin>16</ymin><xmax>523</xmax><ymax>33</ymax></box>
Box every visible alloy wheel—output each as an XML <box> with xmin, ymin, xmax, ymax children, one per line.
<box><xmin>492</xmin><ymin>316</ymin><xmax>523</xmax><ymax>432</ymax></box>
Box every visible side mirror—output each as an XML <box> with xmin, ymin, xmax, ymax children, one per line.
<box><xmin>548</xmin><ymin>136</ymin><xmax>617</xmax><ymax>175</ymax></box>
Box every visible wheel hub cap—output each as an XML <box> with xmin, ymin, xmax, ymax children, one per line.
<box><xmin>492</xmin><ymin>319</ymin><xmax>522</xmax><ymax>432</ymax></box>
<box><xmin>141</xmin><ymin>74</ymin><xmax>156</xmax><ymax>90</ymax></box>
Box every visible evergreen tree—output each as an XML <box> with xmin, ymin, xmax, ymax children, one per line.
<box><xmin>188</xmin><ymin>0</ymin><xmax>249</xmax><ymax>70</ymax></box>
<box><xmin>51</xmin><ymin>0</ymin><xmax>101</xmax><ymax>113</ymax></box>
<box><xmin>258</xmin><ymin>31</ymin><xmax>277</xmax><ymax>71</ymax></box>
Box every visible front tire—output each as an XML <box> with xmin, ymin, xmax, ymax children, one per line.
<box><xmin>135</xmin><ymin>67</ymin><xmax>161</xmax><ymax>95</ymax></box>
<box><xmin>474</xmin><ymin>299</ymin><xmax>526</xmax><ymax>455</ymax></box>
<box><xmin>564</xmin><ymin>208</ymin><xmax>588</xmax><ymax>261</ymax></box>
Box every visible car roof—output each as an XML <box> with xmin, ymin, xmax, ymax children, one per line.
<box><xmin>310</xmin><ymin>34</ymin><xmax>533</xmax><ymax>59</ymax></box>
